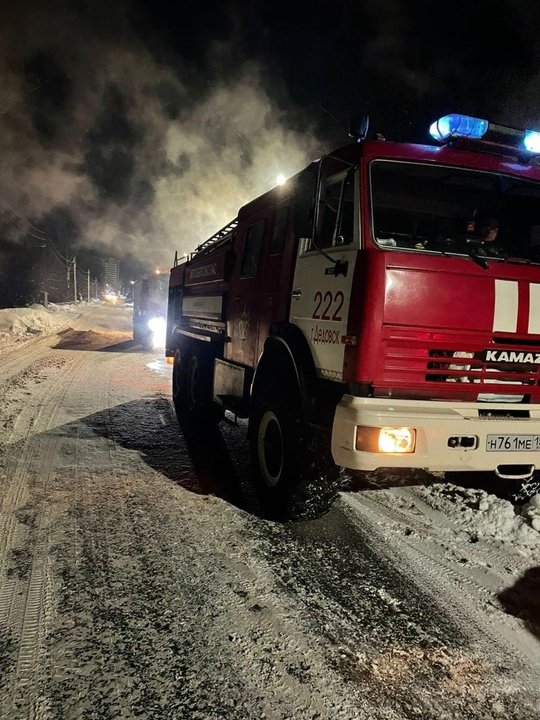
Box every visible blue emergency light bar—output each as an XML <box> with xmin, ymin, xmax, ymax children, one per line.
<box><xmin>429</xmin><ymin>113</ymin><xmax>540</xmax><ymax>156</ymax></box>
<box><xmin>429</xmin><ymin>114</ymin><xmax>489</xmax><ymax>141</ymax></box>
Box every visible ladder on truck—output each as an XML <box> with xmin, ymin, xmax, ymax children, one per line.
<box><xmin>173</xmin><ymin>219</ymin><xmax>238</xmax><ymax>266</ymax></box>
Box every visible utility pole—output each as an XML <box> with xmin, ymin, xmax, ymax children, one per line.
<box><xmin>73</xmin><ymin>257</ymin><xmax>78</xmax><ymax>302</ymax></box>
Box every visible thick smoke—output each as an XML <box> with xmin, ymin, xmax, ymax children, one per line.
<box><xmin>5</xmin><ymin>0</ymin><xmax>535</xmax><ymax>281</ymax></box>
<box><xmin>0</xmin><ymin>2</ymin><xmax>323</xmax><ymax>271</ymax></box>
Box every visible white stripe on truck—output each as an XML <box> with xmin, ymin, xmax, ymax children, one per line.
<box><xmin>493</xmin><ymin>279</ymin><xmax>518</xmax><ymax>333</ymax></box>
<box><xmin>528</xmin><ymin>283</ymin><xmax>540</xmax><ymax>335</ymax></box>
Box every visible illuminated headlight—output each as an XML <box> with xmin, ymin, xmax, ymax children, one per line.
<box><xmin>147</xmin><ymin>317</ymin><xmax>166</xmax><ymax>348</ymax></box>
<box><xmin>356</xmin><ymin>426</ymin><xmax>416</xmax><ymax>454</ymax></box>
<box><xmin>148</xmin><ymin>317</ymin><xmax>165</xmax><ymax>332</ymax></box>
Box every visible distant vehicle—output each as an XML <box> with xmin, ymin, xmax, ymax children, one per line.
<box><xmin>133</xmin><ymin>273</ymin><xmax>169</xmax><ymax>350</ymax></box>
<box><xmin>102</xmin><ymin>290</ymin><xmax>123</xmax><ymax>304</ymax></box>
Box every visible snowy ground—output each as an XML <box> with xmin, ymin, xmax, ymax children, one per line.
<box><xmin>0</xmin><ymin>303</ymin><xmax>538</xmax><ymax>719</ymax></box>
<box><xmin>0</xmin><ymin>302</ymin><xmax>84</xmax><ymax>353</ymax></box>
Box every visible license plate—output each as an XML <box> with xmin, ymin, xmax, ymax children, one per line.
<box><xmin>486</xmin><ymin>434</ymin><xmax>540</xmax><ymax>452</ymax></box>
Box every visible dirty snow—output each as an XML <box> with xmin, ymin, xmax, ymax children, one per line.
<box><xmin>418</xmin><ymin>483</ymin><xmax>540</xmax><ymax>554</ymax></box>
<box><xmin>0</xmin><ymin>302</ymin><xmax>83</xmax><ymax>352</ymax></box>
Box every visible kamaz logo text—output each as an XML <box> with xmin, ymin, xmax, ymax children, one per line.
<box><xmin>483</xmin><ymin>350</ymin><xmax>540</xmax><ymax>364</ymax></box>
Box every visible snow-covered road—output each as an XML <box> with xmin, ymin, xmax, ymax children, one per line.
<box><xmin>0</xmin><ymin>304</ymin><xmax>538</xmax><ymax>719</ymax></box>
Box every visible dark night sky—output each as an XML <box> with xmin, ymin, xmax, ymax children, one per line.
<box><xmin>1</xmin><ymin>0</ymin><xmax>540</xmax><ymax>301</ymax></box>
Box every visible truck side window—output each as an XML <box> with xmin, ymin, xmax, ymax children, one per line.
<box><xmin>240</xmin><ymin>219</ymin><xmax>265</xmax><ymax>277</ymax></box>
<box><xmin>317</xmin><ymin>170</ymin><xmax>354</xmax><ymax>249</ymax></box>
<box><xmin>269</xmin><ymin>207</ymin><xmax>289</xmax><ymax>255</ymax></box>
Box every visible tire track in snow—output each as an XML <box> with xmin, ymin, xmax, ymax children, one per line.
<box><xmin>250</xmin><ymin>497</ymin><xmax>540</xmax><ymax>719</ymax></box>
<box><xmin>0</xmin><ymin>357</ymin><xmax>76</xmax><ymax>581</ymax></box>
<box><xmin>0</xmin><ymin>354</ymin><xmax>88</xmax><ymax>719</ymax></box>
<box><xmin>340</xmin><ymin>490</ymin><xmax>540</xmax><ymax>679</ymax></box>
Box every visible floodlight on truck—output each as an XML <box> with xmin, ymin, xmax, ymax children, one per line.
<box><xmin>523</xmin><ymin>130</ymin><xmax>540</xmax><ymax>153</ymax></box>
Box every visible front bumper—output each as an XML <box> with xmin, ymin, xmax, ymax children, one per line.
<box><xmin>331</xmin><ymin>395</ymin><xmax>540</xmax><ymax>474</ymax></box>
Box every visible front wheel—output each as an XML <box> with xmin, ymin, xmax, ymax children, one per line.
<box><xmin>249</xmin><ymin>382</ymin><xmax>342</xmax><ymax>520</ymax></box>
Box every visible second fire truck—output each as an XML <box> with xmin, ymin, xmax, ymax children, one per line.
<box><xmin>166</xmin><ymin>114</ymin><xmax>540</xmax><ymax>517</ymax></box>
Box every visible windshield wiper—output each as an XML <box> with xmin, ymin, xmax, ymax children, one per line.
<box><xmin>464</xmin><ymin>247</ymin><xmax>489</xmax><ymax>269</ymax></box>
<box><xmin>457</xmin><ymin>237</ymin><xmax>489</xmax><ymax>269</ymax></box>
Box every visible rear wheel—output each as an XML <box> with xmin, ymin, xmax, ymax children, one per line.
<box><xmin>172</xmin><ymin>345</ymin><xmax>223</xmax><ymax>426</ymax></box>
<box><xmin>249</xmin><ymin>373</ymin><xmax>342</xmax><ymax>520</ymax></box>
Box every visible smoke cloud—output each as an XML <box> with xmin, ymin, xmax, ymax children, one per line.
<box><xmin>0</xmin><ymin>2</ymin><xmax>323</xmax><ymax>272</ymax></box>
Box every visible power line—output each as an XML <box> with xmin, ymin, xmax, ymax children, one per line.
<box><xmin>0</xmin><ymin>202</ymin><xmax>99</xmax><ymax>293</ymax></box>
<box><xmin>0</xmin><ymin>204</ymin><xmax>48</xmax><ymax>239</ymax></box>
<box><xmin>0</xmin><ymin>202</ymin><xmax>74</xmax><ymax>265</ymax></box>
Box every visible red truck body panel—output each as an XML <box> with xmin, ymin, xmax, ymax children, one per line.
<box><xmin>171</xmin><ymin>135</ymin><xmax>540</xmax><ymax>404</ymax></box>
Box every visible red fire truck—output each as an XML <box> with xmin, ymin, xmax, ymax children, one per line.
<box><xmin>166</xmin><ymin>114</ymin><xmax>540</xmax><ymax>517</ymax></box>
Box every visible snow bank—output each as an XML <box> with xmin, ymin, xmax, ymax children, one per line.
<box><xmin>0</xmin><ymin>302</ymin><xmax>82</xmax><ymax>348</ymax></box>
<box><xmin>419</xmin><ymin>484</ymin><xmax>540</xmax><ymax>552</ymax></box>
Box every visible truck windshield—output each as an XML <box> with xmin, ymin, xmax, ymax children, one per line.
<box><xmin>370</xmin><ymin>160</ymin><xmax>540</xmax><ymax>263</ymax></box>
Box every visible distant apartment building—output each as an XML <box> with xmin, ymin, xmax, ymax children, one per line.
<box><xmin>103</xmin><ymin>257</ymin><xmax>120</xmax><ymax>293</ymax></box>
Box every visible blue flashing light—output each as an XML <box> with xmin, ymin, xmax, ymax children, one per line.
<box><xmin>429</xmin><ymin>114</ymin><xmax>489</xmax><ymax>142</ymax></box>
<box><xmin>523</xmin><ymin>130</ymin><xmax>540</xmax><ymax>153</ymax></box>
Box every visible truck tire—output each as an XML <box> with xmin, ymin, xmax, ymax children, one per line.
<box><xmin>249</xmin><ymin>373</ymin><xmax>342</xmax><ymax>520</ymax></box>
<box><xmin>172</xmin><ymin>346</ymin><xmax>223</xmax><ymax>427</ymax></box>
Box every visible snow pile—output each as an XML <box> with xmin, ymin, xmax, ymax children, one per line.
<box><xmin>0</xmin><ymin>303</ymin><xmax>81</xmax><ymax>347</ymax></box>
<box><xmin>419</xmin><ymin>484</ymin><xmax>540</xmax><ymax>552</ymax></box>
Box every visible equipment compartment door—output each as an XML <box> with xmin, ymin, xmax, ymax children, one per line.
<box><xmin>225</xmin><ymin>217</ymin><xmax>267</xmax><ymax>368</ymax></box>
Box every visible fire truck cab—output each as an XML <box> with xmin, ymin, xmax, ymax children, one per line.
<box><xmin>167</xmin><ymin>114</ymin><xmax>540</xmax><ymax>517</ymax></box>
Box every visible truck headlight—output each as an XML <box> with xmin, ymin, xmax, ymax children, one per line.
<box><xmin>356</xmin><ymin>426</ymin><xmax>416</xmax><ymax>454</ymax></box>
<box><xmin>147</xmin><ymin>317</ymin><xmax>166</xmax><ymax>348</ymax></box>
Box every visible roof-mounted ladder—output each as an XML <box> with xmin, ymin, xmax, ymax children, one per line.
<box><xmin>194</xmin><ymin>219</ymin><xmax>238</xmax><ymax>256</ymax></box>
<box><xmin>173</xmin><ymin>219</ymin><xmax>238</xmax><ymax>267</ymax></box>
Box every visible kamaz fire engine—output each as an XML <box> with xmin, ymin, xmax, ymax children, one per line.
<box><xmin>166</xmin><ymin>114</ymin><xmax>540</xmax><ymax>517</ymax></box>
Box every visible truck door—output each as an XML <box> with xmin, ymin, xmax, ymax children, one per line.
<box><xmin>289</xmin><ymin>166</ymin><xmax>359</xmax><ymax>381</ymax></box>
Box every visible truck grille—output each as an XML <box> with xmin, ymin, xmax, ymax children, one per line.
<box><xmin>380</xmin><ymin>335</ymin><xmax>540</xmax><ymax>397</ymax></box>
<box><xmin>426</xmin><ymin>349</ymin><xmax>538</xmax><ymax>385</ymax></box>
